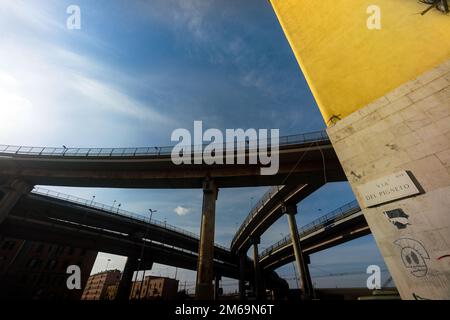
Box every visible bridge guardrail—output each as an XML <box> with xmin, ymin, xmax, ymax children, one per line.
<box><xmin>0</xmin><ymin>130</ymin><xmax>329</xmax><ymax>158</ymax></box>
<box><xmin>31</xmin><ymin>187</ymin><xmax>229</xmax><ymax>251</ymax></box>
<box><xmin>229</xmin><ymin>131</ymin><xmax>330</xmax><ymax>248</ymax></box>
<box><xmin>260</xmin><ymin>200</ymin><xmax>361</xmax><ymax>258</ymax></box>
<box><xmin>231</xmin><ymin>185</ymin><xmax>284</xmax><ymax>248</ymax></box>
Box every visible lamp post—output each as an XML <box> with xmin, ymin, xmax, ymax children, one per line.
<box><xmin>105</xmin><ymin>258</ymin><xmax>111</xmax><ymax>271</ymax></box>
<box><xmin>148</xmin><ymin>209</ymin><xmax>157</xmax><ymax>223</ymax></box>
<box><xmin>90</xmin><ymin>196</ymin><xmax>96</xmax><ymax>205</ymax></box>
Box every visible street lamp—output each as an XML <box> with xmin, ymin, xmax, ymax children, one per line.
<box><xmin>105</xmin><ymin>258</ymin><xmax>111</xmax><ymax>271</ymax></box>
<box><xmin>117</xmin><ymin>203</ymin><xmax>121</xmax><ymax>213</ymax></box>
<box><xmin>148</xmin><ymin>209</ymin><xmax>157</xmax><ymax>223</ymax></box>
<box><xmin>90</xmin><ymin>195</ymin><xmax>96</xmax><ymax>205</ymax></box>
<box><xmin>112</xmin><ymin>200</ymin><xmax>116</xmax><ymax>208</ymax></box>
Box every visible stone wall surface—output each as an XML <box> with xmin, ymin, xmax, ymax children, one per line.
<box><xmin>327</xmin><ymin>60</ymin><xmax>450</xmax><ymax>300</ymax></box>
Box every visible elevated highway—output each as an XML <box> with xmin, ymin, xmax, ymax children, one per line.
<box><xmin>0</xmin><ymin>131</ymin><xmax>344</xmax><ymax>188</ymax></box>
<box><xmin>0</xmin><ymin>130</ymin><xmax>348</xmax><ymax>299</ymax></box>
<box><xmin>231</xmin><ymin>183</ymin><xmax>324</xmax><ymax>254</ymax></box>
<box><xmin>2</xmin><ymin>188</ymin><xmax>238</xmax><ymax>276</ymax></box>
<box><xmin>260</xmin><ymin>201</ymin><xmax>370</xmax><ymax>271</ymax></box>
<box><xmin>0</xmin><ymin>188</ymin><xmax>290</xmax><ymax>296</ymax></box>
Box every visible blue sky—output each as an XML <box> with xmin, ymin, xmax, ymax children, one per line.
<box><xmin>0</xmin><ymin>0</ymin><xmax>390</xmax><ymax>292</ymax></box>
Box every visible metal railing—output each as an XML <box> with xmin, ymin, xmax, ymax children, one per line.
<box><xmin>229</xmin><ymin>132</ymin><xmax>331</xmax><ymax>248</ymax></box>
<box><xmin>231</xmin><ymin>185</ymin><xmax>284</xmax><ymax>247</ymax></box>
<box><xmin>0</xmin><ymin>130</ymin><xmax>329</xmax><ymax>158</ymax></box>
<box><xmin>260</xmin><ymin>200</ymin><xmax>361</xmax><ymax>258</ymax></box>
<box><xmin>31</xmin><ymin>187</ymin><xmax>229</xmax><ymax>251</ymax></box>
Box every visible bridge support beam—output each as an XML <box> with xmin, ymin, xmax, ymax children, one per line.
<box><xmin>116</xmin><ymin>256</ymin><xmax>139</xmax><ymax>301</ymax></box>
<box><xmin>196</xmin><ymin>178</ymin><xmax>218</xmax><ymax>300</ymax></box>
<box><xmin>238</xmin><ymin>253</ymin><xmax>247</xmax><ymax>300</ymax></box>
<box><xmin>283</xmin><ymin>204</ymin><xmax>313</xmax><ymax>298</ymax></box>
<box><xmin>0</xmin><ymin>179</ymin><xmax>32</xmax><ymax>224</ymax></box>
<box><xmin>250</xmin><ymin>236</ymin><xmax>265</xmax><ymax>300</ymax></box>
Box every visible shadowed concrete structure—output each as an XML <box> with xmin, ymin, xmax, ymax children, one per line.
<box><xmin>5</xmin><ymin>190</ymin><xmax>238</xmax><ymax>273</ymax></box>
<box><xmin>196</xmin><ymin>178</ymin><xmax>218</xmax><ymax>299</ymax></box>
<box><xmin>260</xmin><ymin>201</ymin><xmax>369</xmax><ymax>271</ymax></box>
<box><xmin>283</xmin><ymin>204</ymin><xmax>313</xmax><ymax>297</ymax></box>
<box><xmin>250</xmin><ymin>236</ymin><xmax>265</xmax><ymax>299</ymax></box>
<box><xmin>0</xmin><ymin>188</ymin><xmax>293</xmax><ymax>297</ymax></box>
<box><xmin>0</xmin><ymin>130</ymin><xmax>346</xmax><ymax>300</ymax></box>
<box><xmin>0</xmin><ymin>179</ymin><xmax>31</xmax><ymax>224</ymax></box>
<box><xmin>116</xmin><ymin>256</ymin><xmax>140</xmax><ymax>301</ymax></box>
<box><xmin>1</xmin><ymin>187</ymin><xmax>371</xmax><ymax>299</ymax></box>
<box><xmin>231</xmin><ymin>183</ymin><xmax>332</xmax><ymax>255</ymax></box>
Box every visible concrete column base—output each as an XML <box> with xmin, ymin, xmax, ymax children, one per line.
<box><xmin>283</xmin><ymin>204</ymin><xmax>313</xmax><ymax>298</ymax></box>
<box><xmin>116</xmin><ymin>256</ymin><xmax>139</xmax><ymax>301</ymax></box>
<box><xmin>238</xmin><ymin>253</ymin><xmax>247</xmax><ymax>300</ymax></box>
<box><xmin>250</xmin><ymin>236</ymin><xmax>265</xmax><ymax>300</ymax></box>
<box><xmin>214</xmin><ymin>275</ymin><xmax>221</xmax><ymax>300</ymax></box>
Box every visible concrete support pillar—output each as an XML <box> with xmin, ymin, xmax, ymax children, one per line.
<box><xmin>195</xmin><ymin>178</ymin><xmax>218</xmax><ymax>300</ymax></box>
<box><xmin>214</xmin><ymin>275</ymin><xmax>221</xmax><ymax>300</ymax></box>
<box><xmin>238</xmin><ymin>253</ymin><xmax>247</xmax><ymax>300</ymax></box>
<box><xmin>116</xmin><ymin>256</ymin><xmax>139</xmax><ymax>301</ymax></box>
<box><xmin>251</xmin><ymin>236</ymin><xmax>265</xmax><ymax>300</ymax></box>
<box><xmin>0</xmin><ymin>179</ymin><xmax>32</xmax><ymax>224</ymax></box>
<box><xmin>283</xmin><ymin>204</ymin><xmax>313</xmax><ymax>298</ymax></box>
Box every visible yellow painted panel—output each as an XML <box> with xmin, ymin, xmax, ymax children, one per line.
<box><xmin>270</xmin><ymin>0</ymin><xmax>450</xmax><ymax>125</ymax></box>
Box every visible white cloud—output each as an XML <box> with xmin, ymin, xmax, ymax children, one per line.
<box><xmin>174</xmin><ymin>206</ymin><xmax>191</xmax><ymax>216</ymax></box>
<box><xmin>0</xmin><ymin>2</ymin><xmax>177</xmax><ymax>146</ymax></box>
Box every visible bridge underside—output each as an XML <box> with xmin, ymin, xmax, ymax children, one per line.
<box><xmin>0</xmin><ymin>143</ymin><xmax>344</xmax><ymax>188</ymax></box>
<box><xmin>261</xmin><ymin>213</ymin><xmax>370</xmax><ymax>271</ymax></box>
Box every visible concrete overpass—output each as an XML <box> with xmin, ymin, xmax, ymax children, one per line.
<box><xmin>231</xmin><ymin>183</ymin><xmax>325</xmax><ymax>254</ymax></box>
<box><xmin>259</xmin><ymin>200</ymin><xmax>370</xmax><ymax>271</ymax></box>
<box><xmin>0</xmin><ymin>130</ymin><xmax>346</xmax><ymax>299</ymax></box>
<box><xmin>0</xmin><ymin>188</ymin><xmax>291</xmax><ymax>298</ymax></box>
<box><xmin>0</xmin><ymin>131</ymin><xmax>343</xmax><ymax>188</ymax></box>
